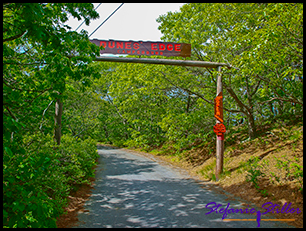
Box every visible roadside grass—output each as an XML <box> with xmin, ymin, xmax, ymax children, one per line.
<box><xmin>142</xmin><ymin>116</ymin><xmax>303</xmax><ymax>228</ymax></box>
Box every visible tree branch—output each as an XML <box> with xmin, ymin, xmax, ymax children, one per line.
<box><xmin>160</xmin><ymin>71</ymin><xmax>242</xmax><ymax>113</ymax></box>
<box><xmin>3</xmin><ymin>30</ymin><xmax>26</xmax><ymax>43</ymax></box>
<box><xmin>278</xmin><ymin>16</ymin><xmax>303</xmax><ymax>46</ymax></box>
<box><xmin>260</xmin><ymin>97</ymin><xmax>303</xmax><ymax>106</ymax></box>
<box><xmin>106</xmin><ymin>94</ymin><xmax>134</xmax><ymax>129</ymax></box>
<box><xmin>256</xmin><ymin>74</ymin><xmax>303</xmax><ymax>106</ymax></box>
<box><xmin>39</xmin><ymin>100</ymin><xmax>54</xmax><ymax>131</ymax></box>
<box><xmin>3</xmin><ymin>78</ymin><xmax>52</xmax><ymax>93</ymax></box>
<box><xmin>250</xmin><ymin>79</ymin><xmax>262</xmax><ymax>97</ymax></box>
<box><xmin>222</xmin><ymin>82</ymin><xmax>249</xmax><ymax>115</ymax></box>
<box><xmin>4</xmin><ymin>105</ymin><xmax>18</xmax><ymax>120</ymax></box>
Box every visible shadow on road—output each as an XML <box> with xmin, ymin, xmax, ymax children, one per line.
<box><xmin>75</xmin><ymin>148</ymin><xmax>294</xmax><ymax>228</ymax></box>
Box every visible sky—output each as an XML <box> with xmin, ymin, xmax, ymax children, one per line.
<box><xmin>67</xmin><ymin>3</ymin><xmax>185</xmax><ymax>41</ymax></box>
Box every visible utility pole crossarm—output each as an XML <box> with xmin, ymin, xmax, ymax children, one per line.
<box><xmin>92</xmin><ymin>56</ymin><xmax>230</xmax><ymax>68</ymax></box>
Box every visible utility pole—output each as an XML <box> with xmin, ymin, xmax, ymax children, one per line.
<box><xmin>215</xmin><ymin>66</ymin><xmax>224</xmax><ymax>181</ymax></box>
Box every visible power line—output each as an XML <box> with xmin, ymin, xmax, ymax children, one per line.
<box><xmin>89</xmin><ymin>3</ymin><xmax>124</xmax><ymax>38</ymax></box>
<box><xmin>75</xmin><ymin>3</ymin><xmax>102</xmax><ymax>32</ymax></box>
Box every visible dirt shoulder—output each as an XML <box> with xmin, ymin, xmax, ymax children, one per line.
<box><xmin>56</xmin><ymin>168</ymin><xmax>97</xmax><ymax>228</ymax></box>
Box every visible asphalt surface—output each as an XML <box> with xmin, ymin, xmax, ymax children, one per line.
<box><xmin>73</xmin><ymin>146</ymin><xmax>294</xmax><ymax>228</ymax></box>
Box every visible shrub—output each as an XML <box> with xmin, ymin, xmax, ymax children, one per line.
<box><xmin>272</xmin><ymin>155</ymin><xmax>303</xmax><ymax>193</ymax></box>
<box><xmin>3</xmin><ymin>133</ymin><xmax>98</xmax><ymax>228</ymax></box>
<box><xmin>245</xmin><ymin>156</ymin><xmax>265</xmax><ymax>190</ymax></box>
<box><xmin>57</xmin><ymin>135</ymin><xmax>99</xmax><ymax>186</ymax></box>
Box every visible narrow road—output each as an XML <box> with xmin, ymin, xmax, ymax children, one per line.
<box><xmin>73</xmin><ymin>146</ymin><xmax>294</xmax><ymax>228</ymax></box>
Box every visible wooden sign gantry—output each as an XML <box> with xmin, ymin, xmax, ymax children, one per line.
<box><xmin>67</xmin><ymin>42</ymin><xmax>230</xmax><ymax>180</ymax></box>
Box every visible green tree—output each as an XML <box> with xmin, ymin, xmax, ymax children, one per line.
<box><xmin>91</xmin><ymin>59</ymin><xmax>217</xmax><ymax>150</ymax></box>
<box><xmin>3</xmin><ymin>3</ymin><xmax>101</xmax><ymax>145</ymax></box>
<box><xmin>157</xmin><ymin>3</ymin><xmax>303</xmax><ymax>139</ymax></box>
<box><xmin>3</xmin><ymin>3</ymin><xmax>101</xmax><ymax>227</ymax></box>
<box><xmin>62</xmin><ymin>77</ymin><xmax>105</xmax><ymax>141</ymax></box>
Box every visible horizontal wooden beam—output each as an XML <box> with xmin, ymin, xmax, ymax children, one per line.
<box><xmin>93</xmin><ymin>56</ymin><xmax>230</xmax><ymax>68</ymax></box>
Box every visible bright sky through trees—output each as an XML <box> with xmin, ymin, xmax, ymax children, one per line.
<box><xmin>67</xmin><ymin>3</ymin><xmax>185</xmax><ymax>41</ymax></box>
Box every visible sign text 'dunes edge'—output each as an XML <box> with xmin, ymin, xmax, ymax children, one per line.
<box><xmin>90</xmin><ymin>39</ymin><xmax>191</xmax><ymax>57</ymax></box>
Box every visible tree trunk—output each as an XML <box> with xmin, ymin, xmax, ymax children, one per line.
<box><xmin>246</xmin><ymin>111</ymin><xmax>256</xmax><ymax>139</ymax></box>
<box><xmin>223</xmin><ymin>83</ymin><xmax>257</xmax><ymax>140</ymax></box>
<box><xmin>54</xmin><ymin>97</ymin><xmax>63</xmax><ymax>145</ymax></box>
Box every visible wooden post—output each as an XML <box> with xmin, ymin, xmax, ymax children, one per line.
<box><xmin>215</xmin><ymin>66</ymin><xmax>224</xmax><ymax>181</ymax></box>
<box><xmin>54</xmin><ymin>97</ymin><xmax>63</xmax><ymax>145</ymax></box>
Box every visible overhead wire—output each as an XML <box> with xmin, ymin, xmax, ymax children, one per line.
<box><xmin>75</xmin><ymin>3</ymin><xmax>102</xmax><ymax>32</ymax></box>
<box><xmin>89</xmin><ymin>3</ymin><xmax>124</xmax><ymax>38</ymax></box>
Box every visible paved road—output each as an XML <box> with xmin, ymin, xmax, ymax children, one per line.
<box><xmin>73</xmin><ymin>146</ymin><xmax>294</xmax><ymax>228</ymax></box>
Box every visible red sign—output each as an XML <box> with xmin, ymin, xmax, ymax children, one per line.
<box><xmin>214</xmin><ymin>92</ymin><xmax>223</xmax><ymax>123</ymax></box>
<box><xmin>213</xmin><ymin>123</ymin><xmax>226</xmax><ymax>136</ymax></box>
<box><xmin>89</xmin><ymin>39</ymin><xmax>191</xmax><ymax>57</ymax></box>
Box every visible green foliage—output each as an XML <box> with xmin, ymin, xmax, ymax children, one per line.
<box><xmin>244</xmin><ymin>156</ymin><xmax>265</xmax><ymax>190</ymax></box>
<box><xmin>3</xmin><ymin>3</ymin><xmax>303</xmax><ymax>226</ymax></box>
<box><xmin>3</xmin><ymin>133</ymin><xmax>98</xmax><ymax>228</ymax></box>
<box><xmin>211</xmin><ymin>173</ymin><xmax>217</xmax><ymax>182</ymax></box>
<box><xmin>88</xmin><ymin>3</ymin><xmax>303</xmax><ymax>152</ymax></box>
<box><xmin>92</xmin><ymin>59</ymin><xmax>217</xmax><ymax>151</ymax></box>
<box><xmin>57</xmin><ymin>135</ymin><xmax>99</xmax><ymax>187</ymax></box>
<box><xmin>272</xmin><ymin>155</ymin><xmax>303</xmax><ymax>193</ymax></box>
<box><xmin>3</xmin><ymin>3</ymin><xmax>100</xmax><ymax>228</ymax></box>
<box><xmin>62</xmin><ymin>78</ymin><xmax>104</xmax><ymax>141</ymax></box>
<box><xmin>3</xmin><ymin>3</ymin><xmax>102</xmax><ymax>139</ymax></box>
<box><xmin>242</xmin><ymin>154</ymin><xmax>303</xmax><ymax>196</ymax></box>
<box><xmin>244</xmin><ymin>156</ymin><xmax>270</xmax><ymax>197</ymax></box>
<box><xmin>91</xmin><ymin>3</ymin><xmax>302</xmax><ymax>151</ymax></box>
<box><xmin>4</xmin><ymin>144</ymin><xmax>59</xmax><ymax>228</ymax></box>
<box><xmin>198</xmin><ymin>159</ymin><xmax>216</xmax><ymax>180</ymax></box>
<box><xmin>157</xmin><ymin>3</ymin><xmax>303</xmax><ymax>139</ymax></box>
